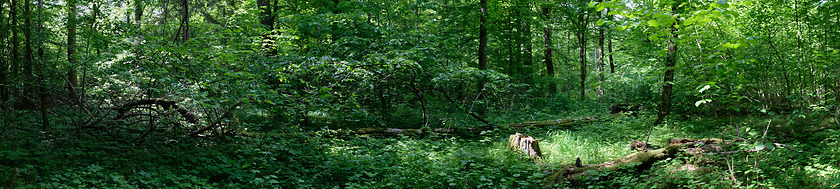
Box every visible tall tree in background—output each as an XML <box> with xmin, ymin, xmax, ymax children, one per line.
<box><xmin>23</xmin><ymin>0</ymin><xmax>34</xmax><ymax>106</ymax></box>
<box><xmin>575</xmin><ymin>12</ymin><xmax>589</xmax><ymax>100</ymax></box>
<box><xmin>596</xmin><ymin>0</ymin><xmax>605</xmax><ymax>101</ymax></box>
<box><xmin>67</xmin><ymin>0</ymin><xmax>79</xmax><ymax>103</ymax></box>
<box><xmin>2</xmin><ymin>0</ymin><xmax>15</xmax><ymax>108</ymax></box>
<box><xmin>176</xmin><ymin>0</ymin><xmax>190</xmax><ymax>43</ymax></box>
<box><xmin>542</xmin><ymin>5</ymin><xmax>555</xmax><ymax>94</ymax></box>
<box><xmin>38</xmin><ymin>0</ymin><xmax>49</xmax><ymax>130</ymax></box>
<box><xmin>608</xmin><ymin>28</ymin><xmax>614</xmax><ymax>73</ymax></box>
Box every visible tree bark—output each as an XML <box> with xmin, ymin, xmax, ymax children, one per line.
<box><xmin>477</xmin><ymin>0</ymin><xmax>488</xmax><ymax>116</ymax></box>
<box><xmin>577</xmin><ymin>14</ymin><xmax>588</xmax><ymax>101</ymax></box>
<box><xmin>654</xmin><ymin>4</ymin><xmax>681</xmax><ymax>125</ymax></box>
<box><xmin>257</xmin><ymin>0</ymin><xmax>272</xmax><ymax>28</ymax></box>
<box><xmin>134</xmin><ymin>0</ymin><xmax>143</xmax><ymax>27</ymax></box>
<box><xmin>508</xmin><ymin>133</ymin><xmax>542</xmax><ymax>159</ymax></box>
<box><xmin>23</xmin><ymin>0</ymin><xmax>33</xmax><ymax>107</ymax></box>
<box><xmin>596</xmin><ymin>5</ymin><xmax>605</xmax><ymax>101</ymax></box>
<box><xmin>115</xmin><ymin>98</ymin><xmax>199</xmax><ymax>124</ymax></box>
<box><xmin>542</xmin><ymin>6</ymin><xmax>555</xmax><ymax>94</ymax></box>
<box><xmin>0</xmin><ymin>0</ymin><xmax>5</xmax><ymax>110</ymax></box>
<box><xmin>608</xmin><ymin>29</ymin><xmax>615</xmax><ymax>73</ymax></box>
<box><xmin>67</xmin><ymin>0</ymin><xmax>79</xmax><ymax>103</ymax></box>
<box><xmin>38</xmin><ymin>0</ymin><xmax>49</xmax><ymax>130</ymax></box>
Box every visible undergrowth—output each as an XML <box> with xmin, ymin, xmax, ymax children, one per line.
<box><xmin>1</xmin><ymin>110</ymin><xmax>838</xmax><ymax>188</ymax></box>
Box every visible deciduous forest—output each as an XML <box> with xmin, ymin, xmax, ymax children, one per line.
<box><xmin>1</xmin><ymin>0</ymin><xmax>839</xmax><ymax>187</ymax></box>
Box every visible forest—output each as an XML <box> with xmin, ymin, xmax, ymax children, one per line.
<box><xmin>1</xmin><ymin>0</ymin><xmax>839</xmax><ymax>187</ymax></box>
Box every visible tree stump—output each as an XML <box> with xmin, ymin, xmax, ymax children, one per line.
<box><xmin>508</xmin><ymin>133</ymin><xmax>542</xmax><ymax>159</ymax></box>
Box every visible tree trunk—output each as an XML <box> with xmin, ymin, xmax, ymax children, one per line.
<box><xmin>654</xmin><ymin>4</ymin><xmax>681</xmax><ymax>125</ymax></box>
<box><xmin>523</xmin><ymin>18</ymin><xmax>532</xmax><ymax>66</ymax></box>
<box><xmin>577</xmin><ymin>14</ymin><xmax>587</xmax><ymax>101</ymax></box>
<box><xmin>0</xmin><ymin>0</ymin><xmax>4</xmax><ymax>110</ymax></box>
<box><xmin>608</xmin><ymin>29</ymin><xmax>615</xmax><ymax>73</ymax></box>
<box><xmin>134</xmin><ymin>0</ymin><xmax>143</xmax><ymax>27</ymax></box>
<box><xmin>597</xmin><ymin>10</ymin><xmax>605</xmax><ymax>101</ymax></box>
<box><xmin>38</xmin><ymin>0</ymin><xmax>49</xmax><ymax>130</ymax></box>
<box><xmin>23</xmin><ymin>0</ymin><xmax>33</xmax><ymax>107</ymax></box>
<box><xmin>3</xmin><ymin>0</ymin><xmax>16</xmax><ymax>108</ymax></box>
<box><xmin>257</xmin><ymin>0</ymin><xmax>272</xmax><ymax>28</ymax></box>
<box><xmin>542</xmin><ymin>6</ymin><xmax>555</xmax><ymax>94</ymax></box>
<box><xmin>180</xmin><ymin>0</ymin><xmax>189</xmax><ymax>43</ymax></box>
<box><xmin>67</xmin><ymin>0</ymin><xmax>79</xmax><ymax>103</ymax></box>
<box><xmin>477</xmin><ymin>0</ymin><xmax>488</xmax><ymax>116</ymax></box>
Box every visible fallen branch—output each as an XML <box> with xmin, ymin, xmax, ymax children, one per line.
<box><xmin>186</xmin><ymin>101</ymin><xmax>243</xmax><ymax>136</ymax></box>
<box><xmin>115</xmin><ymin>98</ymin><xmax>198</xmax><ymax>123</ymax></box>
<box><xmin>347</xmin><ymin>116</ymin><xmax>600</xmax><ymax>137</ymax></box>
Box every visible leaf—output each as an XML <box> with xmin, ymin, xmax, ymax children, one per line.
<box><xmin>647</xmin><ymin>20</ymin><xmax>660</xmax><ymax>27</ymax></box>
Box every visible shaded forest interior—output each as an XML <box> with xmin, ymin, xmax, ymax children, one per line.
<box><xmin>1</xmin><ymin>0</ymin><xmax>839</xmax><ymax>187</ymax></box>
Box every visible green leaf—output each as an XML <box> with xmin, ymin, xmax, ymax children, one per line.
<box><xmin>647</xmin><ymin>20</ymin><xmax>660</xmax><ymax>27</ymax></box>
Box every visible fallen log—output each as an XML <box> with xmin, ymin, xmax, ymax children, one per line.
<box><xmin>346</xmin><ymin>116</ymin><xmax>600</xmax><ymax>137</ymax></box>
<box><xmin>504</xmin><ymin>117</ymin><xmax>598</xmax><ymax>128</ymax></box>
<box><xmin>115</xmin><ymin>98</ymin><xmax>199</xmax><ymax>123</ymax></box>
<box><xmin>533</xmin><ymin>137</ymin><xmax>727</xmax><ymax>182</ymax></box>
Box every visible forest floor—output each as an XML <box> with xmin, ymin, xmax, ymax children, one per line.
<box><xmin>1</xmin><ymin>107</ymin><xmax>839</xmax><ymax>188</ymax></box>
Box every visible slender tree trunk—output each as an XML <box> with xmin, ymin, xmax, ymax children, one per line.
<box><xmin>477</xmin><ymin>0</ymin><xmax>488</xmax><ymax>115</ymax></box>
<box><xmin>608</xmin><ymin>29</ymin><xmax>615</xmax><ymax>73</ymax></box>
<box><xmin>67</xmin><ymin>0</ymin><xmax>79</xmax><ymax>103</ymax></box>
<box><xmin>24</xmin><ymin>0</ymin><xmax>33</xmax><ymax>107</ymax></box>
<box><xmin>577</xmin><ymin>14</ymin><xmax>587</xmax><ymax>101</ymax></box>
<box><xmin>3</xmin><ymin>0</ymin><xmax>17</xmax><ymax>108</ymax></box>
<box><xmin>654</xmin><ymin>4</ymin><xmax>681</xmax><ymax>125</ymax></box>
<box><xmin>180</xmin><ymin>0</ymin><xmax>190</xmax><ymax>44</ymax></box>
<box><xmin>597</xmin><ymin>13</ymin><xmax>605</xmax><ymax>101</ymax></box>
<box><xmin>0</xmin><ymin>0</ymin><xmax>6</xmax><ymax>110</ymax></box>
<box><xmin>38</xmin><ymin>0</ymin><xmax>49</xmax><ymax>130</ymax></box>
<box><xmin>135</xmin><ymin>0</ymin><xmax>143</xmax><ymax>27</ymax></box>
<box><xmin>523</xmin><ymin>19</ymin><xmax>532</xmax><ymax>66</ymax></box>
<box><xmin>133</xmin><ymin>0</ymin><xmax>143</xmax><ymax>66</ymax></box>
<box><xmin>542</xmin><ymin>6</ymin><xmax>555</xmax><ymax>94</ymax></box>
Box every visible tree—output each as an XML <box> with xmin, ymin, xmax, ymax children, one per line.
<box><xmin>477</xmin><ymin>0</ymin><xmax>488</xmax><ymax>115</ymax></box>
<box><xmin>653</xmin><ymin>0</ymin><xmax>682</xmax><ymax>125</ymax></box>
<box><xmin>575</xmin><ymin>12</ymin><xmax>589</xmax><ymax>101</ymax></box>
<box><xmin>67</xmin><ymin>0</ymin><xmax>79</xmax><ymax>103</ymax></box>
<box><xmin>37</xmin><ymin>0</ymin><xmax>49</xmax><ymax>130</ymax></box>
<box><xmin>596</xmin><ymin>0</ymin><xmax>605</xmax><ymax>101</ymax></box>
<box><xmin>542</xmin><ymin>5</ymin><xmax>555</xmax><ymax>94</ymax></box>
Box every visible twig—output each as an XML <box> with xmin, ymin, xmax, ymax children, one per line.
<box><xmin>725</xmin><ymin>157</ymin><xmax>738</xmax><ymax>185</ymax></box>
<box><xmin>761</xmin><ymin>120</ymin><xmax>772</xmax><ymax>138</ymax></box>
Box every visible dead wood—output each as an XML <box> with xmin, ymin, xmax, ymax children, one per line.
<box><xmin>507</xmin><ymin>133</ymin><xmax>542</xmax><ymax>159</ymax></box>
<box><xmin>115</xmin><ymin>98</ymin><xmax>198</xmax><ymax>123</ymax></box>
<box><xmin>535</xmin><ymin>137</ymin><xmax>730</xmax><ymax>182</ymax></box>
<box><xmin>346</xmin><ymin>116</ymin><xmax>599</xmax><ymax>137</ymax></box>
<box><xmin>186</xmin><ymin>101</ymin><xmax>243</xmax><ymax>136</ymax></box>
